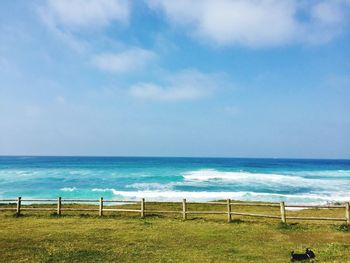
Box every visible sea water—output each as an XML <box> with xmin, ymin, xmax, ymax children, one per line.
<box><xmin>0</xmin><ymin>156</ymin><xmax>349</xmax><ymax>204</ymax></box>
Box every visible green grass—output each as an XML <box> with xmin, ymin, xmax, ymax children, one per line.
<box><xmin>0</xmin><ymin>202</ymin><xmax>349</xmax><ymax>262</ymax></box>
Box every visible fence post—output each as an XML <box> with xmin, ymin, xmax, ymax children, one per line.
<box><xmin>99</xmin><ymin>197</ymin><xmax>103</xmax><ymax>217</ymax></box>
<box><xmin>227</xmin><ymin>199</ymin><xmax>232</xmax><ymax>223</ymax></box>
<box><xmin>182</xmin><ymin>198</ymin><xmax>187</xmax><ymax>220</ymax></box>
<box><xmin>280</xmin><ymin>201</ymin><xmax>286</xmax><ymax>223</ymax></box>
<box><xmin>16</xmin><ymin>197</ymin><xmax>21</xmax><ymax>216</ymax></box>
<box><xmin>57</xmin><ymin>197</ymin><xmax>62</xmax><ymax>216</ymax></box>
<box><xmin>141</xmin><ymin>198</ymin><xmax>145</xmax><ymax>218</ymax></box>
<box><xmin>345</xmin><ymin>202</ymin><xmax>350</xmax><ymax>225</ymax></box>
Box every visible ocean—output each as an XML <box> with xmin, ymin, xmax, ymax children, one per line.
<box><xmin>0</xmin><ymin>156</ymin><xmax>349</xmax><ymax>204</ymax></box>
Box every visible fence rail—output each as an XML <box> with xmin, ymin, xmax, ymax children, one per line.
<box><xmin>0</xmin><ymin>197</ymin><xmax>349</xmax><ymax>224</ymax></box>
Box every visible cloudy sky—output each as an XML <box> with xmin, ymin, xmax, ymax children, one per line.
<box><xmin>0</xmin><ymin>0</ymin><xmax>350</xmax><ymax>158</ymax></box>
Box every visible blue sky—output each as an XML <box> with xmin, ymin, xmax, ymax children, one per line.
<box><xmin>0</xmin><ymin>0</ymin><xmax>350</xmax><ymax>158</ymax></box>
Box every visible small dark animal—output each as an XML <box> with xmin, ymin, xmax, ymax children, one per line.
<box><xmin>290</xmin><ymin>248</ymin><xmax>315</xmax><ymax>262</ymax></box>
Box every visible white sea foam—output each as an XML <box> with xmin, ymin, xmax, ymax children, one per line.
<box><xmin>90</xmin><ymin>188</ymin><xmax>350</xmax><ymax>204</ymax></box>
<box><xmin>60</xmin><ymin>187</ymin><xmax>77</xmax><ymax>192</ymax></box>
<box><xmin>125</xmin><ymin>183</ymin><xmax>174</xmax><ymax>191</ymax></box>
<box><xmin>183</xmin><ymin>169</ymin><xmax>307</xmax><ymax>183</ymax></box>
<box><xmin>92</xmin><ymin>188</ymin><xmax>110</xmax><ymax>192</ymax></box>
<box><xmin>288</xmin><ymin>170</ymin><xmax>350</xmax><ymax>177</ymax></box>
<box><xmin>115</xmin><ymin>169</ymin><xmax>350</xmax><ymax>203</ymax></box>
<box><xmin>181</xmin><ymin>169</ymin><xmax>349</xmax><ymax>191</ymax></box>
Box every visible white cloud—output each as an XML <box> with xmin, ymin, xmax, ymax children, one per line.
<box><xmin>40</xmin><ymin>0</ymin><xmax>130</xmax><ymax>30</ymax></box>
<box><xmin>92</xmin><ymin>48</ymin><xmax>156</xmax><ymax>73</ymax></box>
<box><xmin>304</xmin><ymin>0</ymin><xmax>350</xmax><ymax>43</ymax></box>
<box><xmin>129</xmin><ymin>69</ymin><xmax>222</xmax><ymax>101</ymax></box>
<box><xmin>146</xmin><ymin>0</ymin><xmax>350</xmax><ymax>47</ymax></box>
<box><xmin>38</xmin><ymin>0</ymin><xmax>130</xmax><ymax>52</ymax></box>
<box><xmin>130</xmin><ymin>83</ymin><xmax>206</xmax><ymax>101</ymax></box>
<box><xmin>312</xmin><ymin>1</ymin><xmax>345</xmax><ymax>25</ymax></box>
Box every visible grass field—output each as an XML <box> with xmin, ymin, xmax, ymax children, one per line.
<box><xmin>0</xmin><ymin>202</ymin><xmax>349</xmax><ymax>262</ymax></box>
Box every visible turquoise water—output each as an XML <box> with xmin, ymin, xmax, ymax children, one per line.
<box><xmin>0</xmin><ymin>156</ymin><xmax>350</xmax><ymax>204</ymax></box>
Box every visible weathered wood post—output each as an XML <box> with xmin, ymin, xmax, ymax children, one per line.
<box><xmin>227</xmin><ymin>199</ymin><xmax>232</xmax><ymax>223</ymax></box>
<box><xmin>57</xmin><ymin>197</ymin><xmax>62</xmax><ymax>215</ymax></box>
<box><xmin>141</xmin><ymin>198</ymin><xmax>145</xmax><ymax>218</ymax></box>
<box><xmin>182</xmin><ymin>198</ymin><xmax>187</xmax><ymax>220</ymax></box>
<box><xmin>345</xmin><ymin>202</ymin><xmax>350</xmax><ymax>225</ymax></box>
<box><xmin>16</xmin><ymin>197</ymin><xmax>21</xmax><ymax>216</ymax></box>
<box><xmin>99</xmin><ymin>197</ymin><xmax>103</xmax><ymax>217</ymax></box>
<box><xmin>280</xmin><ymin>201</ymin><xmax>286</xmax><ymax>223</ymax></box>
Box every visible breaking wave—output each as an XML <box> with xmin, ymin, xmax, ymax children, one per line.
<box><xmin>181</xmin><ymin>169</ymin><xmax>348</xmax><ymax>189</ymax></box>
<box><xmin>183</xmin><ymin>169</ymin><xmax>305</xmax><ymax>183</ymax></box>
<box><xmin>60</xmin><ymin>187</ymin><xmax>77</xmax><ymax>192</ymax></box>
<box><xmin>91</xmin><ymin>188</ymin><xmax>350</xmax><ymax>204</ymax></box>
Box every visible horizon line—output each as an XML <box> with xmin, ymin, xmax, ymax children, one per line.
<box><xmin>0</xmin><ymin>154</ymin><xmax>349</xmax><ymax>161</ymax></box>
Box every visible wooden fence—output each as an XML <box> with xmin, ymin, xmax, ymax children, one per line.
<box><xmin>0</xmin><ymin>197</ymin><xmax>349</xmax><ymax>224</ymax></box>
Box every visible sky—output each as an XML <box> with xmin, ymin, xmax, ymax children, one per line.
<box><xmin>0</xmin><ymin>0</ymin><xmax>350</xmax><ymax>159</ymax></box>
